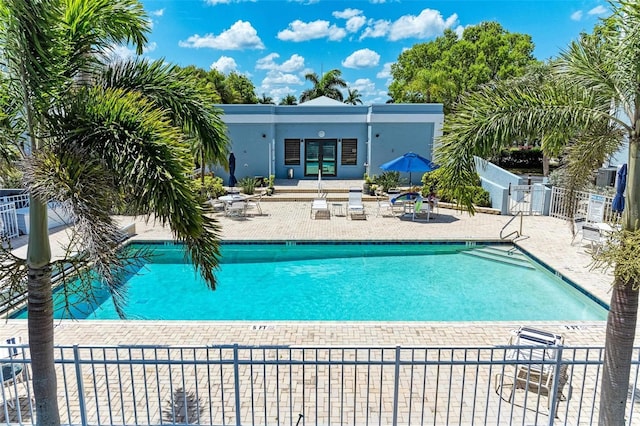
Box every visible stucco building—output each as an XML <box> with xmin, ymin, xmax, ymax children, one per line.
<box><xmin>212</xmin><ymin>96</ymin><xmax>444</xmax><ymax>183</ymax></box>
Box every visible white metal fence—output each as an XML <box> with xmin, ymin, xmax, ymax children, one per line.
<box><xmin>0</xmin><ymin>194</ymin><xmax>29</xmax><ymax>210</ymax></box>
<box><xmin>0</xmin><ymin>203</ymin><xmax>18</xmax><ymax>241</ymax></box>
<box><xmin>0</xmin><ymin>194</ymin><xmax>28</xmax><ymax>241</ymax></box>
<box><xmin>2</xmin><ymin>343</ymin><xmax>640</xmax><ymax>426</ymax></box>
<box><xmin>549</xmin><ymin>187</ymin><xmax>615</xmax><ymax>222</ymax></box>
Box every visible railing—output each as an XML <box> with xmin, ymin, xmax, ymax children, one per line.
<box><xmin>549</xmin><ymin>187</ymin><xmax>615</xmax><ymax>222</ymax></box>
<box><xmin>0</xmin><ymin>194</ymin><xmax>29</xmax><ymax>210</ymax></box>
<box><xmin>0</xmin><ymin>203</ymin><xmax>18</xmax><ymax>241</ymax></box>
<box><xmin>2</xmin><ymin>343</ymin><xmax>640</xmax><ymax>426</ymax></box>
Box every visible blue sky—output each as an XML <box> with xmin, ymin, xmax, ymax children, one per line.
<box><xmin>128</xmin><ymin>0</ymin><xmax>610</xmax><ymax>104</ymax></box>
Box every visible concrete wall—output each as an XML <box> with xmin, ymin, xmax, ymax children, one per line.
<box><xmin>474</xmin><ymin>157</ymin><xmax>524</xmax><ymax>215</ymax></box>
<box><xmin>211</xmin><ymin>102</ymin><xmax>444</xmax><ymax>183</ymax></box>
<box><xmin>369</xmin><ymin>122</ymin><xmax>435</xmax><ymax>185</ymax></box>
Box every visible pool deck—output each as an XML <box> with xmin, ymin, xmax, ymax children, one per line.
<box><xmin>4</xmin><ymin>180</ymin><xmax>619</xmax><ymax>348</ymax></box>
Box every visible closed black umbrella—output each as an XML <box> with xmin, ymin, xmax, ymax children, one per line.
<box><xmin>612</xmin><ymin>163</ymin><xmax>627</xmax><ymax>214</ymax></box>
<box><xmin>228</xmin><ymin>152</ymin><xmax>237</xmax><ymax>187</ymax></box>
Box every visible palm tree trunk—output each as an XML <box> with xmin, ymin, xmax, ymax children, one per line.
<box><xmin>599</xmin><ymin>140</ymin><xmax>640</xmax><ymax>425</ymax></box>
<box><xmin>542</xmin><ymin>154</ymin><xmax>550</xmax><ymax>177</ymax></box>
<box><xmin>599</xmin><ymin>280</ymin><xmax>638</xmax><ymax>425</ymax></box>
<box><xmin>26</xmin><ymin>198</ymin><xmax>60</xmax><ymax>426</ymax></box>
<box><xmin>27</xmin><ymin>265</ymin><xmax>59</xmax><ymax>426</ymax></box>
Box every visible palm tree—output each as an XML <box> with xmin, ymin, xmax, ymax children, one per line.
<box><xmin>434</xmin><ymin>3</ymin><xmax>640</xmax><ymax>423</ymax></box>
<box><xmin>279</xmin><ymin>94</ymin><xmax>298</xmax><ymax>105</ymax></box>
<box><xmin>299</xmin><ymin>69</ymin><xmax>347</xmax><ymax>103</ymax></box>
<box><xmin>258</xmin><ymin>93</ymin><xmax>275</xmax><ymax>104</ymax></box>
<box><xmin>344</xmin><ymin>88</ymin><xmax>363</xmax><ymax>105</ymax></box>
<box><xmin>0</xmin><ymin>1</ymin><xmax>228</xmax><ymax>424</ymax></box>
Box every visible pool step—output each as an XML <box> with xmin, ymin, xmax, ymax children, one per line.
<box><xmin>462</xmin><ymin>246</ymin><xmax>535</xmax><ymax>270</ymax></box>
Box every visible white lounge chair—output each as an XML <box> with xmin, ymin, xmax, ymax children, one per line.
<box><xmin>495</xmin><ymin>327</ymin><xmax>569</xmax><ymax>414</ymax></box>
<box><xmin>310</xmin><ymin>198</ymin><xmax>330</xmax><ymax>219</ymax></box>
<box><xmin>347</xmin><ymin>187</ymin><xmax>365</xmax><ymax>219</ymax></box>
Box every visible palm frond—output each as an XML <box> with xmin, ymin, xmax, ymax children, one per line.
<box><xmin>435</xmin><ymin>78</ymin><xmax>614</xmax><ymax>211</ymax></box>
<box><xmin>98</xmin><ymin>59</ymin><xmax>229</xmax><ymax>166</ymax></box>
<box><xmin>50</xmin><ymin>87</ymin><xmax>222</xmax><ymax>289</ymax></box>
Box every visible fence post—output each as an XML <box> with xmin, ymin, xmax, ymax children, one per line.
<box><xmin>547</xmin><ymin>344</ymin><xmax>564</xmax><ymax>426</ymax></box>
<box><xmin>233</xmin><ymin>344</ymin><xmax>242</xmax><ymax>426</ymax></box>
<box><xmin>392</xmin><ymin>346</ymin><xmax>401</xmax><ymax>426</ymax></box>
<box><xmin>73</xmin><ymin>345</ymin><xmax>88</xmax><ymax>426</ymax></box>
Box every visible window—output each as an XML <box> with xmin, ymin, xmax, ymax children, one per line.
<box><xmin>284</xmin><ymin>139</ymin><xmax>300</xmax><ymax>165</ymax></box>
<box><xmin>341</xmin><ymin>139</ymin><xmax>357</xmax><ymax>165</ymax></box>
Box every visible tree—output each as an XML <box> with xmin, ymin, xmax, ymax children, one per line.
<box><xmin>258</xmin><ymin>93</ymin><xmax>275</xmax><ymax>104</ymax></box>
<box><xmin>299</xmin><ymin>69</ymin><xmax>347</xmax><ymax>103</ymax></box>
<box><xmin>344</xmin><ymin>88</ymin><xmax>363</xmax><ymax>105</ymax></box>
<box><xmin>226</xmin><ymin>72</ymin><xmax>259</xmax><ymax>104</ymax></box>
<box><xmin>435</xmin><ymin>3</ymin><xmax>640</xmax><ymax>423</ymax></box>
<box><xmin>0</xmin><ymin>1</ymin><xmax>228</xmax><ymax>424</ymax></box>
<box><xmin>279</xmin><ymin>94</ymin><xmax>298</xmax><ymax>105</ymax></box>
<box><xmin>388</xmin><ymin>22</ymin><xmax>537</xmax><ymax>112</ymax></box>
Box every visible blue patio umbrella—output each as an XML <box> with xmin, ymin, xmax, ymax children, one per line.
<box><xmin>228</xmin><ymin>152</ymin><xmax>237</xmax><ymax>187</ymax></box>
<box><xmin>612</xmin><ymin>163</ymin><xmax>627</xmax><ymax>214</ymax></box>
<box><xmin>379</xmin><ymin>152</ymin><xmax>439</xmax><ymax>185</ymax></box>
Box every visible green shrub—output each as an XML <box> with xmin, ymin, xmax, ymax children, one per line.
<box><xmin>471</xmin><ymin>187</ymin><xmax>491</xmax><ymax>207</ymax></box>
<box><xmin>375</xmin><ymin>171</ymin><xmax>400</xmax><ymax>192</ymax></box>
<box><xmin>493</xmin><ymin>147</ymin><xmax>543</xmax><ymax>169</ymax></box>
<box><xmin>420</xmin><ymin>168</ymin><xmax>490</xmax><ymax>207</ymax></box>
<box><xmin>238</xmin><ymin>176</ymin><xmax>256</xmax><ymax>195</ymax></box>
<box><xmin>193</xmin><ymin>176</ymin><xmax>225</xmax><ymax>199</ymax></box>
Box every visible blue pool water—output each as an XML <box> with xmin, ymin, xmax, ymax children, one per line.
<box><xmin>13</xmin><ymin>242</ymin><xmax>607</xmax><ymax>321</ymax></box>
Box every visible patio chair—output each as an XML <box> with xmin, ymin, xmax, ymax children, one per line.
<box><xmin>376</xmin><ymin>194</ymin><xmax>394</xmax><ymax>217</ymax></box>
<box><xmin>495</xmin><ymin>326</ymin><xmax>569</xmax><ymax>415</ymax></box>
<box><xmin>245</xmin><ymin>193</ymin><xmax>263</xmax><ymax>216</ymax></box>
<box><xmin>1</xmin><ymin>337</ymin><xmax>30</xmax><ymax>408</ymax></box>
<box><xmin>225</xmin><ymin>200</ymin><xmax>247</xmax><ymax>217</ymax></box>
<box><xmin>581</xmin><ymin>224</ymin><xmax>604</xmax><ymax>253</ymax></box>
<box><xmin>310</xmin><ymin>198</ymin><xmax>330</xmax><ymax>219</ymax></box>
<box><xmin>347</xmin><ymin>187</ymin><xmax>365</xmax><ymax>219</ymax></box>
<box><xmin>412</xmin><ymin>198</ymin><xmax>432</xmax><ymax>222</ymax></box>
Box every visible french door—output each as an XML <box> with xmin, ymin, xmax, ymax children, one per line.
<box><xmin>305</xmin><ymin>139</ymin><xmax>337</xmax><ymax>177</ymax></box>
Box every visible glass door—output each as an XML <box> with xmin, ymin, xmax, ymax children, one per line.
<box><xmin>305</xmin><ymin>139</ymin><xmax>337</xmax><ymax>177</ymax></box>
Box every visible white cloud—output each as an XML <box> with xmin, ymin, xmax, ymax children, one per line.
<box><xmin>588</xmin><ymin>5</ymin><xmax>608</xmax><ymax>15</ymax></box>
<box><xmin>262</xmin><ymin>70</ymin><xmax>303</xmax><ymax>86</ymax></box>
<box><xmin>345</xmin><ymin>16</ymin><xmax>367</xmax><ymax>33</ymax></box>
<box><xmin>210</xmin><ymin>56</ymin><xmax>238</xmax><ymax>73</ymax></box>
<box><xmin>179</xmin><ymin>20</ymin><xmax>265</xmax><ymax>50</ymax></box>
<box><xmin>333</xmin><ymin>8</ymin><xmax>362</xmax><ymax>19</ymax></box>
<box><xmin>106</xmin><ymin>42</ymin><xmax>156</xmax><ymax>61</ymax></box>
<box><xmin>349</xmin><ymin>78</ymin><xmax>377</xmax><ymax>96</ymax></box>
<box><xmin>342</xmin><ymin>48</ymin><xmax>380</xmax><ymax>69</ymax></box>
<box><xmin>376</xmin><ymin>62</ymin><xmax>393</xmax><ymax>79</ymax></box>
<box><xmin>570</xmin><ymin>10</ymin><xmax>583</xmax><ymax>21</ymax></box>
<box><xmin>454</xmin><ymin>25</ymin><xmax>465</xmax><ymax>38</ymax></box>
<box><xmin>265</xmin><ymin>86</ymin><xmax>299</xmax><ymax>103</ymax></box>
<box><xmin>388</xmin><ymin>9</ymin><xmax>458</xmax><ymax>41</ymax></box>
<box><xmin>256</xmin><ymin>53</ymin><xmax>305</xmax><ymax>72</ymax></box>
<box><xmin>205</xmin><ymin>0</ymin><xmax>256</xmax><ymax>4</ymax></box>
<box><xmin>359</xmin><ymin>19</ymin><xmax>391</xmax><ymax>40</ymax></box>
<box><xmin>277</xmin><ymin>20</ymin><xmax>347</xmax><ymax>42</ymax></box>
<box><xmin>151</xmin><ymin>9</ymin><xmax>164</xmax><ymax>17</ymax></box>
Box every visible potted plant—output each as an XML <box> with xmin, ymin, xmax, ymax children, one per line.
<box><xmin>239</xmin><ymin>176</ymin><xmax>256</xmax><ymax>195</ymax></box>
<box><xmin>363</xmin><ymin>173</ymin><xmax>372</xmax><ymax>193</ymax></box>
<box><xmin>266</xmin><ymin>174</ymin><xmax>275</xmax><ymax>195</ymax></box>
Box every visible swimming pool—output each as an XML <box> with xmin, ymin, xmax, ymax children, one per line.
<box><xmin>13</xmin><ymin>241</ymin><xmax>607</xmax><ymax>321</ymax></box>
